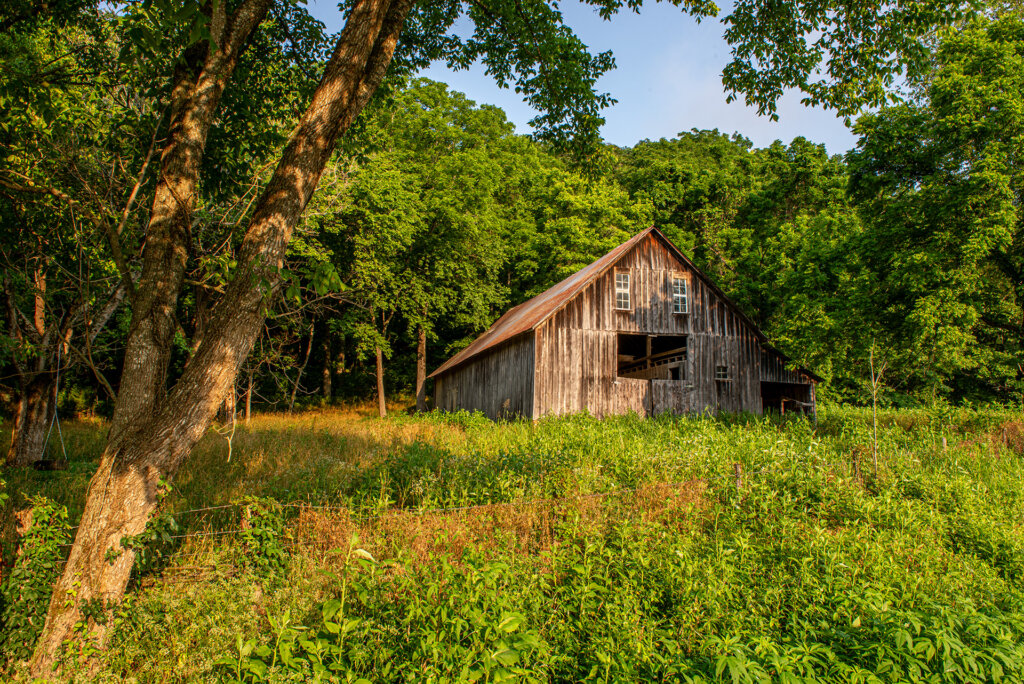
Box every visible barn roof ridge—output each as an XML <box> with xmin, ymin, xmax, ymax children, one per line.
<box><xmin>429</xmin><ymin>226</ymin><xmax>818</xmax><ymax>381</ymax></box>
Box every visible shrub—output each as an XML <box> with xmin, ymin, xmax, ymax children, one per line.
<box><xmin>0</xmin><ymin>496</ymin><xmax>70</xmax><ymax>664</ymax></box>
<box><xmin>237</xmin><ymin>496</ymin><xmax>289</xmax><ymax>577</ymax></box>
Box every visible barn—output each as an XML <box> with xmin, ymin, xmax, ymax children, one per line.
<box><xmin>429</xmin><ymin>227</ymin><xmax>819</xmax><ymax>420</ymax></box>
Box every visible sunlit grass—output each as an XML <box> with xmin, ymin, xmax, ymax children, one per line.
<box><xmin>2</xmin><ymin>403</ymin><xmax>1022</xmax><ymax>682</ymax></box>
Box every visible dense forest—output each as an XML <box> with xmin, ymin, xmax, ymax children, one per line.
<box><xmin>4</xmin><ymin>12</ymin><xmax>1021</xmax><ymax>442</ymax></box>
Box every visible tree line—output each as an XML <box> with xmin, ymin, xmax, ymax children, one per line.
<box><xmin>0</xmin><ymin>0</ymin><xmax>1019</xmax><ymax>672</ymax></box>
<box><xmin>7</xmin><ymin>26</ymin><xmax>1022</xmax><ymax>456</ymax></box>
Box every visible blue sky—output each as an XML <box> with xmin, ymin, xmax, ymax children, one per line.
<box><xmin>306</xmin><ymin>1</ymin><xmax>859</xmax><ymax>155</ymax></box>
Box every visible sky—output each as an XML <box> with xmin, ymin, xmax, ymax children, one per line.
<box><xmin>305</xmin><ymin>1</ymin><xmax>859</xmax><ymax>155</ymax></box>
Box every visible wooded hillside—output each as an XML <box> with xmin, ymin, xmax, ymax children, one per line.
<box><xmin>5</xmin><ymin>49</ymin><xmax>1023</xmax><ymax>426</ymax></box>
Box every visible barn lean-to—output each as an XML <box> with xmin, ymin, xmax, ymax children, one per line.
<box><xmin>430</xmin><ymin>227</ymin><xmax>818</xmax><ymax>420</ymax></box>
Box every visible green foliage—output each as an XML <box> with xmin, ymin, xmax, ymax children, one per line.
<box><xmin>848</xmin><ymin>14</ymin><xmax>1024</xmax><ymax>402</ymax></box>
<box><xmin>117</xmin><ymin>479</ymin><xmax>181</xmax><ymax>578</ymax></box>
<box><xmin>237</xmin><ymin>496</ymin><xmax>289</xmax><ymax>578</ymax></box>
<box><xmin>0</xmin><ymin>496</ymin><xmax>70</xmax><ymax>664</ymax></box>
<box><xmin>214</xmin><ymin>421</ymin><xmax>1024</xmax><ymax>681</ymax></box>
<box><xmin>217</xmin><ymin>550</ymin><xmax>545</xmax><ymax>683</ymax></box>
<box><xmin>4</xmin><ymin>3</ymin><xmax>1016</xmax><ymax>414</ymax></box>
<box><xmin>3</xmin><ymin>407</ymin><xmax>1019</xmax><ymax>681</ymax></box>
<box><xmin>722</xmin><ymin>0</ymin><xmax>975</xmax><ymax>119</ymax></box>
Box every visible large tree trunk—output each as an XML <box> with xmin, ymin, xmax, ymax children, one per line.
<box><xmin>415</xmin><ymin>324</ymin><xmax>427</xmax><ymax>412</ymax></box>
<box><xmin>4</xmin><ymin>267</ymin><xmax>55</xmax><ymax>468</ymax></box>
<box><xmin>6</xmin><ymin>374</ymin><xmax>55</xmax><ymax>467</ymax></box>
<box><xmin>109</xmin><ymin>0</ymin><xmax>272</xmax><ymax>446</ymax></box>
<box><xmin>375</xmin><ymin>345</ymin><xmax>387</xmax><ymax>418</ymax></box>
<box><xmin>30</xmin><ymin>0</ymin><xmax>414</xmax><ymax>673</ymax></box>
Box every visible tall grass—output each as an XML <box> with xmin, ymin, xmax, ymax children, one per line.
<box><xmin>1</xmin><ymin>404</ymin><xmax>1021</xmax><ymax>681</ymax></box>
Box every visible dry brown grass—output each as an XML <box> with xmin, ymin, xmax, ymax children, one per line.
<box><xmin>997</xmin><ymin>420</ymin><xmax>1024</xmax><ymax>455</ymax></box>
<box><xmin>289</xmin><ymin>479</ymin><xmax>707</xmax><ymax>571</ymax></box>
<box><xmin>955</xmin><ymin>419</ymin><xmax>1024</xmax><ymax>459</ymax></box>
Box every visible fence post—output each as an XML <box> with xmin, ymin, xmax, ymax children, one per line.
<box><xmin>733</xmin><ymin>463</ymin><xmax>743</xmax><ymax>492</ymax></box>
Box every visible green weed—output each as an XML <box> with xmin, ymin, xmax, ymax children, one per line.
<box><xmin>0</xmin><ymin>404</ymin><xmax>1021</xmax><ymax>681</ymax></box>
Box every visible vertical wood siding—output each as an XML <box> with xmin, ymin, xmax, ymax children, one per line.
<box><xmin>760</xmin><ymin>348</ymin><xmax>815</xmax><ymax>384</ymax></box>
<box><xmin>433</xmin><ymin>334</ymin><xmax>535</xmax><ymax>420</ymax></box>
<box><xmin>534</xmin><ymin>233</ymin><xmax>766</xmax><ymax>417</ymax></box>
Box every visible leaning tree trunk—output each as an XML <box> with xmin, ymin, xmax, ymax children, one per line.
<box><xmin>245</xmin><ymin>367</ymin><xmax>255</xmax><ymax>424</ymax></box>
<box><xmin>6</xmin><ymin>374</ymin><xmax>56</xmax><ymax>467</ymax></box>
<box><xmin>415</xmin><ymin>324</ymin><xmax>427</xmax><ymax>412</ymax></box>
<box><xmin>375</xmin><ymin>345</ymin><xmax>387</xmax><ymax>418</ymax></box>
<box><xmin>30</xmin><ymin>0</ymin><xmax>413</xmax><ymax>673</ymax></box>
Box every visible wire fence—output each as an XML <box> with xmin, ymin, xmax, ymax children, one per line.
<box><xmin>32</xmin><ymin>458</ymin><xmax>1021</xmax><ymax>582</ymax></box>
<box><xmin>50</xmin><ymin>459</ymin><xmax>839</xmax><ymax>535</ymax></box>
<box><xmin>42</xmin><ymin>460</ymin><xmax>846</xmax><ymax>570</ymax></box>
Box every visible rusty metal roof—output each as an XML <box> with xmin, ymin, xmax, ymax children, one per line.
<box><xmin>429</xmin><ymin>228</ymin><xmax>655</xmax><ymax>378</ymax></box>
<box><xmin>429</xmin><ymin>226</ymin><xmax>820</xmax><ymax>382</ymax></box>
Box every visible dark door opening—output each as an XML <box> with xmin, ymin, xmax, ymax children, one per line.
<box><xmin>761</xmin><ymin>381</ymin><xmax>812</xmax><ymax>414</ymax></box>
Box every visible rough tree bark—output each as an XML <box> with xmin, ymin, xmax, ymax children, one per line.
<box><xmin>30</xmin><ymin>0</ymin><xmax>414</xmax><ymax>672</ymax></box>
<box><xmin>415</xmin><ymin>324</ymin><xmax>427</xmax><ymax>412</ymax></box>
<box><xmin>375</xmin><ymin>345</ymin><xmax>387</xmax><ymax>418</ymax></box>
<box><xmin>108</xmin><ymin>0</ymin><xmax>272</xmax><ymax>447</ymax></box>
<box><xmin>7</xmin><ymin>373</ymin><xmax>55</xmax><ymax>467</ymax></box>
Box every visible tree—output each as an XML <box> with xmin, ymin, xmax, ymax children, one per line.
<box><xmin>848</xmin><ymin>14</ymin><xmax>1024</xmax><ymax>402</ymax></box>
<box><xmin>0</xmin><ymin>17</ymin><xmax>153</xmax><ymax>465</ymax></box>
<box><xmin>27</xmin><ymin>0</ymin><xmax>973</xmax><ymax>671</ymax></box>
<box><xmin>360</xmin><ymin>80</ymin><xmax>513</xmax><ymax>411</ymax></box>
<box><xmin>614</xmin><ymin>130</ymin><xmax>757</xmax><ymax>282</ymax></box>
<box><xmin>329</xmin><ymin>155</ymin><xmax>424</xmax><ymax>418</ymax></box>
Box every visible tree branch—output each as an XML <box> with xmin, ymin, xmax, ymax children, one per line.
<box><xmin>0</xmin><ymin>171</ymin><xmax>137</xmax><ymax>295</ymax></box>
<box><xmin>980</xmin><ymin>315</ymin><xmax>1024</xmax><ymax>341</ymax></box>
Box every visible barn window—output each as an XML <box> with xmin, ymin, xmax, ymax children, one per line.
<box><xmin>672</xmin><ymin>275</ymin><xmax>688</xmax><ymax>314</ymax></box>
<box><xmin>715</xmin><ymin>365</ymin><xmax>730</xmax><ymax>381</ymax></box>
<box><xmin>614</xmin><ymin>272</ymin><xmax>631</xmax><ymax>310</ymax></box>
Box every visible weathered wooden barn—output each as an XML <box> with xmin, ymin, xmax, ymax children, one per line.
<box><xmin>430</xmin><ymin>227</ymin><xmax>819</xmax><ymax>420</ymax></box>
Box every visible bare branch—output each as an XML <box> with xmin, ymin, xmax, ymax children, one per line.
<box><xmin>113</xmin><ymin>111</ymin><xmax>165</xmax><ymax>241</ymax></box>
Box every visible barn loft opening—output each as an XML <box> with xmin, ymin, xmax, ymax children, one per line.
<box><xmin>616</xmin><ymin>333</ymin><xmax>687</xmax><ymax>380</ymax></box>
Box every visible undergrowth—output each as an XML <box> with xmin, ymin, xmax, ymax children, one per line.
<box><xmin>0</xmin><ymin>404</ymin><xmax>1020</xmax><ymax>681</ymax></box>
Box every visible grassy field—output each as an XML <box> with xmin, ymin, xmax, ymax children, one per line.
<box><xmin>2</xmin><ymin>404</ymin><xmax>1023</xmax><ymax>682</ymax></box>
